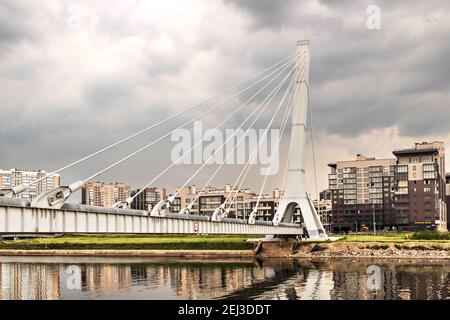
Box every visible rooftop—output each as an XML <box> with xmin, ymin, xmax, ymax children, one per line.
<box><xmin>392</xmin><ymin>148</ymin><xmax>438</xmax><ymax>156</ymax></box>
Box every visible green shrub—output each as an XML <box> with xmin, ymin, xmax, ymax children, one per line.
<box><xmin>411</xmin><ymin>231</ymin><xmax>450</xmax><ymax>240</ymax></box>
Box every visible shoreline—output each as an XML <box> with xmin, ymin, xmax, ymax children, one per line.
<box><xmin>0</xmin><ymin>249</ymin><xmax>255</xmax><ymax>258</ymax></box>
<box><xmin>1</xmin><ymin>235</ymin><xmax>450</xmax><ymax>260</ymax></box>
<box><xmin>0</xmin><ymin>248</ymin><xmax>449</xmax><ymax>261</ymax></box>
<box><xmin>294</xmin><ymin>254</ymin><xmax>450</xmax><ymax>260</ymax></box>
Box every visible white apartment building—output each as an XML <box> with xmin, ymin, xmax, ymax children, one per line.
<box><xmin>0</xmin><ymin>168</ymin><xmax>61</xmax><ymax>201</ymax></box>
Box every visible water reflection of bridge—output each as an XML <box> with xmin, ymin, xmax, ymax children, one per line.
<box><xmin>1</xmin><ymin>259</ymin><xmax>450</xmax><ymax>300</ymax></box>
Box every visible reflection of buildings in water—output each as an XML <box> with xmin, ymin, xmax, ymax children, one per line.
<box><xmin>1</xmin><ymin>262</ymin><xmax>269</xmax><ymax>300</ymax></box>
<box><xmin>3</xmin><ymin>260</ymin><xmax>449</xmax><ymax>300</ymax></box>
<box><xmin>394</xmin><ymin>267</ymin><xmax>450</xmax><ymax>300</ymax></box>
<box><xmin>330</xmin><ymin>264</ymin><xmax>450</xmax><ymax>300</ymax></box>
<box><xmin>300</xmin><ymin>270</ymin><xmax>334</xmax><ymax>300</ymax></box>
<box><xmin>171</xmin><ymin>266</ymin><xmax>267</xmax><ymax>299</ymax></box>
<box><xmin>245</xmin><ymin>269</ymin><xmax>334</xmax><ymax>300</ymax></box>
<box><xmin>0</xmin><ymin>263</ymin><xmax>60</xmax><ymax>300</ymax></box>
<box><xmin>331</xmin><ymin>266</ymin><xmax>399</xmax><ymax>300</ymax></box>
<box><xmin>73</xmin><ymin>263</ymin><xmax>269</xmax><ymax>299</ymax></box>
<box><xmin>83</xmin><ymin>264</ymin><xmax>133</xmax><ymax>295</ymax></box>
<box><xmin>332</xmin><ymin>270</ymin><xmax>371</xmax><ymax>300</ymax></box>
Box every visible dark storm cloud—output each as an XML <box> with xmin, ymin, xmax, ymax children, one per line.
<box><xmin>224</xmin><ymin>0</ymin><xmax>298</xmax><ymax>30</ymax></box>
<box><xmin>1</xmin><ymin>0</ymin><xmax>450</xmax><ymax>194</ymax></box>
<box><xmin>0</xmin><ymin>2</ymin><xmax>34</xmax><ymax>47</ymax></box>
<box><xmin>84</xmin><ymin>80</ymin><xmax>133</xmax><ymax>112</ymax></box>
<box><xmin>221</xmin><ymin>0</ymin><xmax>450</xmax><ymax>138</ymax></box>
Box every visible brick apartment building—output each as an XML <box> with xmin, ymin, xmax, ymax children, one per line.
<box><xmin>328</xmin><ymin>141</ymin><xmax>448</xmax><ymax>232</ymax></box>
<box><xmin>393</xmin><ymin>142</ymin><xmax>447</xmax><ymax>231</ymax></box>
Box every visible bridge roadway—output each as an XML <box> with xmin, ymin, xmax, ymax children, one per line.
<box><xmin>0</xmin><ymin>197</ymin><xmax>303</xmax><ymax>236</ymax></box>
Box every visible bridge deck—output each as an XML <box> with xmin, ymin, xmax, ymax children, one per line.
<box><xmin>0</xmin><ymin>198</ymin><xmax>303</xmax><ymax>236</ymax></box>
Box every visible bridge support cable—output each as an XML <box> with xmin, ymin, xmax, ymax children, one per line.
<box><xmin>113</xmin><ymin>61</ymin><xmax>296</xmax><ymax>209</ymax></box>
<box><xmin>152</xmin><ymin>67</ymin><xmax>297</xmax><ymax>217</ymax></box>
<box><xmin>0</xmin><ymin>54</ymin><xmax>294</xmax><ymax>198</ymax></box>
<box><xmin>29</xmin><ymin>58</ymin><xmax>296</xmax><ymax>209</ymax></box>
<box><xmin>306</xmin><ymin>82</ymin><xmax>319</xmax><ymax>201</ymax></box>
<box><xmin>222</xmin><ymin>80</ymin><xmax>296</xmax><ymax>205</ymax></box>
<box><xmin>248</xmin><ymin>85</ymin><xmax>296</xmax><ymax>224</ymax></box>
<box><xmin>223</xmin><ymin>82</ymin><xmax>296</xmax><ymax>221</ymax></box>
<box><xmin>191</xmin><ymin>70</ymin><xmax>298</xmax><ymax>220</ymax></box>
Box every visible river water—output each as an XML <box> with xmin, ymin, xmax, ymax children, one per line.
<box><xmin>0</xmin><ymin>256</ymin><xmax>449</xmax><ymax>300</ymax></box>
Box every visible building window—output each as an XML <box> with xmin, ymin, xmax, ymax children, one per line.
<box><xmin>424</xmin><ymin>172</ymin><xmax>436</xmax><ymax>179</ymax></box>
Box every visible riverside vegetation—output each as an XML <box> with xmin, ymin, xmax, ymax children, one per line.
<box><xmin>0</xmin><ymin>234</ymin><xmax>254</xmax><ymax>250</ymax></box>
<box><xmin>0</xmin><ymin>231</ymin><xmax>449</xmax><ymax>251</ymax></box>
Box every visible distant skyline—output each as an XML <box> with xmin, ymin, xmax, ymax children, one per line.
<box><xmin>1</xmin><ymin>0</ymin><xmax>450</xmax><ymax>200</ymax></box>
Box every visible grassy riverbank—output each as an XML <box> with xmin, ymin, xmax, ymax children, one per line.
<box><xmin>0</xmin><ymin>234</ymin><xmax>255</xmax><ymax>250</ymax></box>
<box><xmin>338</xmin><ymin>231</ymin><xmax>450</xmax><ymax>243</ymax></box>
<box><xmin>1</xmin><ymin>232</ymin><xmax>449</xmax><ymax>252</ymax></box>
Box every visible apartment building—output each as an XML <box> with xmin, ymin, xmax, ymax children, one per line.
<box><xmin>172</xmin><ymin>185</ymin><xmax>326</xmax><ymax>225</ymax></box>
<box><xmin>446</xmin><ymin>173</ymin><xmax>450</xmax><ymax>230</ymax></box>
<box><xmin>81</xmin><ymin>182</ymin><xmax>132</xmax><ymax>207</ymax></box>
<box><xmin>173</xmin><ymin>185</ymin><xmax>288</xmax><ymax>221</ymax></box>
<box><xmin>392</xmin><ymin>141</ymin><xmax>447</xmax><ymax>231</ymax></box>
<box><xmin>313</xmin><ymin>199</ymin><xmax>332</xmax><ymax>231</ymax></box>
<box><xmin>131</xmin><ymin>187</ymin><xmax>167</xmax><ymax>211</ymax></box>
<box><xmin>328</xmin><ymin>155</ymin><xmax>396</xmax><ymax>232</ymax></box>
<box><xmin>0</xmin><ymin>168</ymin><xmax>60</xmax><ymax>201</ymax></box>
<box><xmin>172</xmin><ymin>185</ymin><xmax>255</xmax><ymax>219</ymax></box>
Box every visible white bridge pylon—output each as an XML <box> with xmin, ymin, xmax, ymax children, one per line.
<box><xmin>272</xmin><ymin>41</ymin><xmax>327</xmax><ymax>240</ymax></box>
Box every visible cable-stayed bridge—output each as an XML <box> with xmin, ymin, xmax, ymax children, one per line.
<box><xmin>0</xmin><ymin>41</ymin><xmax>327</xmax><ymax>240</ymax></box>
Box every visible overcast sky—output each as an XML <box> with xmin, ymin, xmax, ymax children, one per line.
<box><xmin>1</xmin><ymin>0</ymin><xmax>450</xmax><ymax>200</ymax></box>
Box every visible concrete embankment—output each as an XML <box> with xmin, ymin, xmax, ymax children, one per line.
<box><xmin>1</xmin><ymin>242</ymin><xmax>450</xmax><ymax>259</ymax></box>
<box><xmin>0</xmin><ymin>249</ymin><xmax>255</xmax><ymax>258</ymax></box>
<box><xmin>257</xmin><ymin>241</ymin><xmax>450</xmax><ymax>259</ymax></box>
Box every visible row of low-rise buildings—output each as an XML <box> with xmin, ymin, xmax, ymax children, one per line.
<box><xmin>0</xmin><ymin>169</ymin><xmax>60</xmax><ymax>201</ymax></box>
<box><xmin>171</xmin><ymin>184</ymin><xmax>332</xmax><ymax>229</ymax></box>
<box><xmin>328</xmin><ymin>141</ymin><xmax>448</xmax><ymax>232</ymax></box>
<box><xmin>79</xmin><ymin>183</ymin><xmax>332</xmax><ymax>229</ymax></box>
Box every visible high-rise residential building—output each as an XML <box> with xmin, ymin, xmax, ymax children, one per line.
<box><xmin>81</xmin><ymin>182</ymin><xmax>132</xmax><ymax>207</ymax></box>
<box><xmin>445</xmin><ymin>173</ymin><xmax>450</xmax><ymax>230</ymax></box>
<box><xmin>131</xmin><ymin>187</ymin><xmax>167</xmax><ymax>211</ymax></box>
<box><xmin>392</xmin><ymin>141</ymin><xmax>447</xmax><ymax>231</ymax></box>
<box><xmin>328</xmin><ymin>155</ymin><xmax>396</xmax><ymax>233</ymax></box>
<box><xmin>0</xmin><ymin>168</ymin><xmax>60</xmax><ymax>201</ymax></box>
